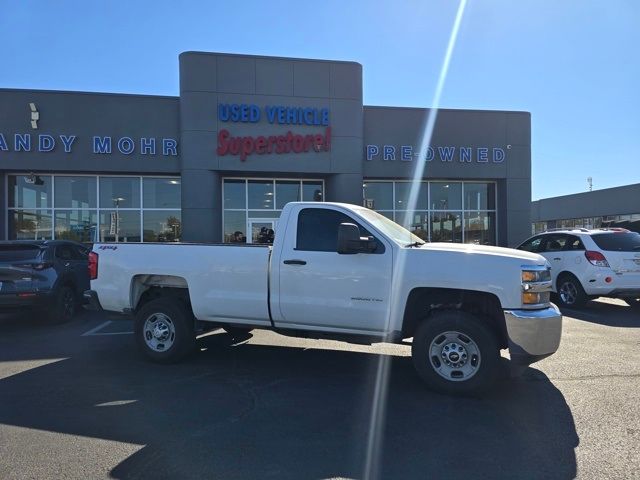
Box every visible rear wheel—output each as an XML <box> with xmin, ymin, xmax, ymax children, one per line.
<box><xmin>556</xmin><ymin>274</ymin><xmax>587</xmax><ymax>308</ymax></box>
<box><xmin>49</xmin><ymin>285</ymin><xmax>77</xmax><ymax>323</ymax></box>
<box><xmin>624</xmin><ymin>298</ymin><xmax>640</xmax><ymax>309</ymax></box>
<box><xmin>411</xmin><ymin>310</ymin><xmax>500</xmax><ymax>395</ymax></box>
<box><xmin>135</xmin><ymin>298</ymin><xmax>196</xmax><ymax>363</ymax></box>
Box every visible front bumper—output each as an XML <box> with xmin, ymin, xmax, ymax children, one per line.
<box><xmin>504</xmin><ymin>304</ymin><xmax>562</xmax><ymax>368</ymax></box>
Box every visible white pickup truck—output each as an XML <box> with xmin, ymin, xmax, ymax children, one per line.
<box><xmin>86</xmin><ymin>202</ymin><xmax>562</xmax><ymax>394</ymax></box>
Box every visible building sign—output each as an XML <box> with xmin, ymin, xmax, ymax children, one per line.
<box><xmin>366</xmin><ymin>144</ymin><xmax>507</xmax><ymax>163</ymax></box>
<box><xmin>0</xmin><ymin>133</ymin><xmax>178</xmax><ymax>156</ymax></box>
<box><xmin>216</xmin><ymin>103</ymin><xmax>331</xmax><ymax>161</ymax></box>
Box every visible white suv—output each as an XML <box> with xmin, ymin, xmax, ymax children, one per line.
<box><xmin>517</xmin><ymin>228</ymin><xmax>640</xmax><ymax>308</ymax></box>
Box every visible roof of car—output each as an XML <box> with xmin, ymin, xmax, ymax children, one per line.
<box><xmin>538</xmin><ymin>228</ymin><xmax>634</xmax><ymax>235</ymax></box>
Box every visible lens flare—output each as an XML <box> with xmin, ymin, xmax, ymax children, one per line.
<box><xmin>363</xmin><ymin>2</ymin><xmax>468</xmax><ymax>479</ymax></box>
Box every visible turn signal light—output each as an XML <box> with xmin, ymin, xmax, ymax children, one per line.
<box><xmin>585</xmin><ymin>250</ymin><xmax>609</xmax><ymax>267</ymax></box>
<box><xmin>522</xmin><ymin>292</ymin><xmax>550</xmax><ymax>305</ymax></box>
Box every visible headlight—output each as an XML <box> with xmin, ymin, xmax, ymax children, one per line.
<box><xmin>521</xmin><ymin>269</ymin><xmax>550</xmax><ymax>283</ymax></box>
<box><xmin>521</xmin><ymin>265</ymin><xmax>552</xmax><ymax>307</ymax></box>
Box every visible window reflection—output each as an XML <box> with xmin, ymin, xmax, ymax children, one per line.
<box><xmin>464</xmin><ymin>183</ymin><xmax>495</xmax><ymax>210</ymax></box>
<box><xmin>143</xmin><ymin>178</ymin><xmax>181</xmax><ymax>209</ymax></box>
<box><xmin>224</xmin><ymin>180</ymin><xmax>246</xmax><ymax>209</ymax></box>
<box><xmin>430</xmin><ymin>182</ymin><xmax>462</xmax><ymax>210</ymax></box>
<box><xmin>464</xmin><ymin>212</ymin><xmax>496</xmax><ymax>245</ymax></box>
<box><xmin>430</xmin><ymin>212</ymin><xmax>462</xmax><ymax>243</ymax></box>
<box><xmin>143</xmin><ymin>211</ymin><xmax>181</xmax><ymax>242</ymax></box>
<box><xmin>9</xmin><ymin>210</ymin><xmax>53</xmax><ymax>240</ymax></box>
<box><xmin>363</xmin><ymin>180</ymin><xmax>496</xmax><ymax>245</ymax></box>
<box><xmin>99</xmin><ymin>177</ymin><xmax>140</xmax><ymax>209</ymax></box>
<box><xmin>55</xmin><ymin>210</ymin><xmax>97</xmax><ymax>242</ymax></box>
<box><xmin>9</xmin><ymin>175</ymin><xmax>52</xmax><ymax>209</ymax></box>
<box><xmin>224</xmin><ymin>211</ymin><xmax>247</xmax><ymax>243</ymax></box>
<box><xmin>55</xmin><ymin>177</ymin><xmax>97</xmax><ymax>209</ymax></box>
<box><xmin>223</xmin><ymin>179</ymin><xmax>324</xmax><ymax>243</ymax></box>
<box><xmin>248</xmin><ymin>180</ymin><xmax>274</xmax><ymax>210</ymax></box>
<box><xmin>303</xmin><ymin>181</ymin><xmax>324</xmax><ymax>202</ymax></box>
<box><xmin>276</xmin><ymin>181</ymin><xmax>300</xmax><ymax>209</ymax></box>
<box><xmin>99</xmin><ymin>211</ymin><xmax>141</xmax><ymax>242</ymax></box>
<box><xmin>363</xmin><ymin>182</ymin><xmax>393</xmax><ymax>210</ymax></box>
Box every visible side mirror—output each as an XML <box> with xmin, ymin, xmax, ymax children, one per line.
<box><xmin>337</xmin><ymin>223</ymin><xmax>377</xmax><ymax>254</ymax></box>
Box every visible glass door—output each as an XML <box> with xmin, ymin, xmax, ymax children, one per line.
<box><xmin>248</xmin><ymin>220</ymin><xmax>276</xmax><ymax>244</ymax></box>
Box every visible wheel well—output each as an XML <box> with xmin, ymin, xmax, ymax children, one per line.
<box><xmin>131</xmin><ymin>275</ymin><xmax>192</xmax><ymax>313</ymax></box>
<box><xmin>555</xmin><ymin>271</ymin><xmax>579</xmax><ymax>290</ymax></box>
<box><xmin>401</xmin><ymin>287</ymin><xmax>507</xmax><ymax>349</ymax></box>
<box><xmin>56</xmin><ymin>276</ymin><xmax>76</xmax><ymax>294</ymax></box>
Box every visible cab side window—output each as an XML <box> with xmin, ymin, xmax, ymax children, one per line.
<box><xmin>540</xmin><ymin>235</ymin><xmax>567</xmax><ymax>252</ymax></box>
<box><xmin>296</xmin><ymin>208</ymin><xmax>382</xmax><ymax>253</ymax></box>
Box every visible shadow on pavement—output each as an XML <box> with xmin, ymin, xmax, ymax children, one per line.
<box><xmin>561</xmin><ymin>300</ymin><xmax>640</xmax><ymax>328</ymax></box>
<box><xmin>0</xmin><ymin>331</ymin><xmax>578</xmax><ymax>480</ymax></box>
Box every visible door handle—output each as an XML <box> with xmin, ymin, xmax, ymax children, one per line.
<box><xmin>64</xmin><ymin>262</ymin><xmax>71</xmax><ymax>267</ymax></box>
<box><xmin>553</xmin><ymin>258</ymin><xmax>561</xmax><ymax>261</ymax></box>
<box><xmin>283</xmin><ymin>259</ymin><xmax>307</xmax><ymax>265</ymax></box>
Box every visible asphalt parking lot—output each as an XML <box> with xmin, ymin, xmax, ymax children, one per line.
<box><xmin>0</xmin><ymin>300</ymin><xmax>638</xmax><ymax>480</ymax></box>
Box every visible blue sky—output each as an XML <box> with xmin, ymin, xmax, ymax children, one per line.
<box><xmin>2</xmin><ymin>0</ymin><xmax>638</xmax><ymax>200</ymax></box>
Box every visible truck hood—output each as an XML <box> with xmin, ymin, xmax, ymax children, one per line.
<box><xmin>419</xmin><ymin>242</ymin><xmax>546</xmax><ymax>264</ymax></box>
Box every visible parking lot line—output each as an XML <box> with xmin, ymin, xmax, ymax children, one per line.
<box><xmin>81</xmin><ymin>321</ymin><xmax>113</xmax><ymax>337</ymax></box>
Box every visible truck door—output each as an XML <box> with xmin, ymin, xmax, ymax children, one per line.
<box><xmin>275</xmin><ymin>206</ymin><xmax>392</xmax><ymax>333</ymax></box>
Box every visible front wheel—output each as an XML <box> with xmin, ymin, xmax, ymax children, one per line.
<box><xmin>135</xmin><ymin>298</ymin><xmax>196</xmax><ymax>363</ymax></box>
<box><xmin>411</xmin><ymin>310</ymin><xmax>500</xmax><ymax>395</ymax></box>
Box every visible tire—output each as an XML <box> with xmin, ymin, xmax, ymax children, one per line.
<box><xmin>411</xmin><ymin>310</ymin><xmax>500</xmax><ymax>395</ymax></box>
<box><xmin>222</xmin><ymin>326</ymin><xmax>253</xmax><ymax>338</ymax></box>
<box><xmin>49</xmin><ymin>285</ymin><xmax>77</xmax><ymax>323</ymax></box>
<box><xmin>555</xmin><ymin>273</ymin><xmax>587</xmax><ymax>308</ymax></box>
<box><xmin>135</xmin><ymin>298</ymin><xmax>196</xmax><ymax>363</ymax></box>
<box><xmin>624</xmin><ymin>298</ymin><xmax>640</xmax><ymax>309</ymax></box>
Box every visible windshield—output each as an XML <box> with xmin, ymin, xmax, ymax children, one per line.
<box><xmin>356</xmin><ymin>208</ymin><xmax>424</xmax><ymax>246</ymax></box>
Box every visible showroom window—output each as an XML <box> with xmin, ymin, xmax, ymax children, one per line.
<box><xmin>362</xmin><ymin>180</ymin><xmax>497</xmax><ymax>245</ymax></box>
<box><xmin>223</xmin><ymin>178</ymin><xmax>324</xmax><ymax>243</ymax></box>
<box><xmin>7</xmin><ymin>175</ymin><xmax>181</xmax><ymax>243</ymax></box>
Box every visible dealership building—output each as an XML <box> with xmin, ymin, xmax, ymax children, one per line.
<box><xmin>531</xmin><ymin>183</ymin><xmax>640</xmax><ymax>234</ymax></box>
<box><xmin>0</xmin><ymin>51</ymin><xmax>532</xmax><ymax>246</ymax></box>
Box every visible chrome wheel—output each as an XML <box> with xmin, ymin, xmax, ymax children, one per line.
<box><xmin>559</xmin><ymin>281</ymin><xmax>578</xmax><ymax>305</ymax></box>
<box><xmin>143</xmin><ymin>313</ymin><xmax>176</xmax><ymax>352</ymax></box>
<box><xmin>429</xmin><ymin>331</ymin><xmax>481</xmax><ymax>382</ymax></box>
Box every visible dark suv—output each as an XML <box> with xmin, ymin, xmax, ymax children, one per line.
<box><xmin>0</xmin><ymin>240</ymin><xmax>90</xmax><ymax>321</ymax></box>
